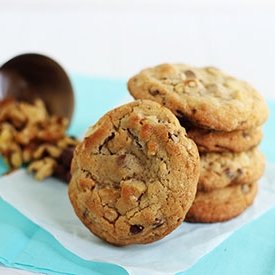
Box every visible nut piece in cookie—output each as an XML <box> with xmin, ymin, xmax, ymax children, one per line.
<box><xmin>68</xmin><ymin>99</ymin><xmax>200</xmax><ymax>246</ymax></box>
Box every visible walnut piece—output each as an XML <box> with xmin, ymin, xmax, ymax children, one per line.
<box><xmin>0</xmin><ymin>97</ymin><xmax>79</xmax><ymax>181</ymax></box>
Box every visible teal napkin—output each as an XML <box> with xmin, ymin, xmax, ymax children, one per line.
<box><xmin>181</xmin><ymin>206</ymin><xmax>275</xmax><ymax>275</ymax></box>
<box><xmin>0</xmin><ymin>157</ymin><xmax>6</xmax><ymax>176</ymax></box>
<box><xmin>0</xmin><ymin>74</ymin><xmax>274</xmax><ymax>275</ymax></box>
<box><xmin>68</xmin><ymin>74</ymin><xmax>130</xmax><ymax>136</ymax></box>
<box><xmin>0</xmin><ymin>198</ymin><xmax>128</xmax><ymax>275</ymax></box>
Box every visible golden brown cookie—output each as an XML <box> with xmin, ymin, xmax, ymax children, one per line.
<box><xmin>186</xmin><ymin>126</ymin><xmax>263</xmax><ymax>153</ymax></box>
<box><xmin>68</xmin><ymin>99</ymin><xmax>200</xmax><ymax>246</ymax></box>
<box><xmin>185</xmin><ymin>182</ymin><xmax>258</xmax><ymax>223</ymax></box>
<box><xmin>198</xmin><ymin>147</ymin><xmax>265</xmax><ymax>192</ymax></box>
<box><xmin>128</xmin><ymin>63</ymin><xmax>269</xmax><ymax>131</ymax></box>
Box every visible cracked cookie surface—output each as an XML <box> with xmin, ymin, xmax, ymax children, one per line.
<box><xmin>128</xmin><ymin>63</ymin><xmax>269</xmax><ymax>131</ymax></box>
<box><xmin>68</xmin><ymin>99</ymin><xmax>200</xmax><ymax>246</ymax></box>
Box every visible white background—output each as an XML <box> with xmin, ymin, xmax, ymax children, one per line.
<box><xmin>0</xmin><ymin>0</ymin><xmax>274</xmax><ymax>274</ymax></box>
<box><xmin>1</xmin><ymin>0</ymin><xmax>275</xmax><ymax>99</ymax></box>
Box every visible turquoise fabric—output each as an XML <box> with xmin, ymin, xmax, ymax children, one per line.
<box><xmin>0</xmin><ymin>157</ymin><xmax>6</xmax><ymax>176</ymax></box>
<box><xmin>0</xmin><ymin>199</ymin><xmax>127</xmax><ymax>275</ymax></box>
<box><xmin>0</xmin><ymin>74</ymin><xmax>274</xmax><ymax>275</ymax></box>
<box><xmin>68</xmin><ymin>74</ymin><xmax>129</xmax><ymax>136</ymax></box>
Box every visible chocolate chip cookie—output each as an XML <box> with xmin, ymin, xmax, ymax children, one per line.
<box><xmin>185</xmin><ymin>182</ymin><xmax>258</xmax><ymax>223</ymax></box>
<box><xmin>198</xmin><ymin>147</ymin><xmax>265</xmax><ymax>192</ymax></box>
<box><xmin>128</xmin><ymin>63</ymin><xmax>269</xmax><ymax>131</ymax></box>
<box><xmin>186</xmin><ymin>126</ymin><xmax>263</xmax><ymax>153</ymax></box>
<box><xmin>68</xmin><ymin>99</ymin><xmax>200</xmax><ymax>246</ymax></box>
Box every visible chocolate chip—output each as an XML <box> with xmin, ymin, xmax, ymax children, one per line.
<box><xmin>242</xmin><ymin>132</ymin><xmax>250</xmax><ymax>138</ymax></box>
<box><xmin>237</xmin><ymin>168</ymin><xmax>243</xmax><ymax>176</ymax></box>
<box><xmin>53</xmin><ymin>145</ymin><xmax>76</xmax><ymax>183</ymax></box>
<box><xmin>130</xmin><ymin>224</ymin><xmax>144</xmax><ymax>234</ymax></box>
<box><xmin>53</xmin><ymin>164</ymin><xmax>72</xmax><ymax>183</ymax></box>
<box><xmin>152</xmin><ymin>218</ymin><xmax>164</xmax><ymax>229</ymax></box>
<box><xmin>185</xmin><ymin>70</ymin><xmax>196</xmax><ymax>78</ymax></box>
<box><xmin>117</xmin><ymin>154</ymin><xmax>126</xmax><ymax>166</ymax></box>
<box><xmin>83</xmin><ymin>208</ymin><xmax>89</xmax><ymax>218</ymax></box>
<box><xmin>238</xmin><ymin>120</ymin><xmax>245</xmax><ymax>126</ymax></box>
<box><xmin>60</xmin><ymin>145</ymin><xmax>75</xmax><ymax>168</ymax></box>
<box><xmin>223</xmin><ymin>168</ymin><xmax>235</xmax><ymax>180</ymax></box>
<box><xmin>149</xmin><ymin>89</ymin><xmax>160</xmax><ymax>96</ymax></box>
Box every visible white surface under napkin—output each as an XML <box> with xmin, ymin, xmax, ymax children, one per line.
<box><xmin>0</xmin><ymin>163</ymin><xmax>275</xmax><ymax>275</ymax></box>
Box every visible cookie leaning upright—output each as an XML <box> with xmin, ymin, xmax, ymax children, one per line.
<box><xmin>68</xmin><ymin>99</ymin><xmax>200</xmax><ymax>246</ymax></box>
<box><xmin>128</xmin><ymin>63</ymin><xmax>268</xmax><ymax>131</ymax></box>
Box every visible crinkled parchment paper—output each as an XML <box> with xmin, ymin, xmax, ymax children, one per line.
<box><xmin>0</xmin><ymin>163</ymin><xmax>275</xmax><ymax>275</ymax></box>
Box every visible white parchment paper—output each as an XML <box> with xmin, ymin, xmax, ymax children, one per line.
<box><xmin>1</xmin><ymin>163</ymin><xmax>275</xmax><ymax>275</ymax></box>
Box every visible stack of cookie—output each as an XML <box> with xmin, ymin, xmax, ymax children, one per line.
<box><xmin>184</xmin><ymin>129</ymin><xmax>265</xmax><ymax>223</ymax></box>
<box><xmin>128</xmin><ymin>63</ymin><xmax>269</xmax><ymax>223</ymax></box>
